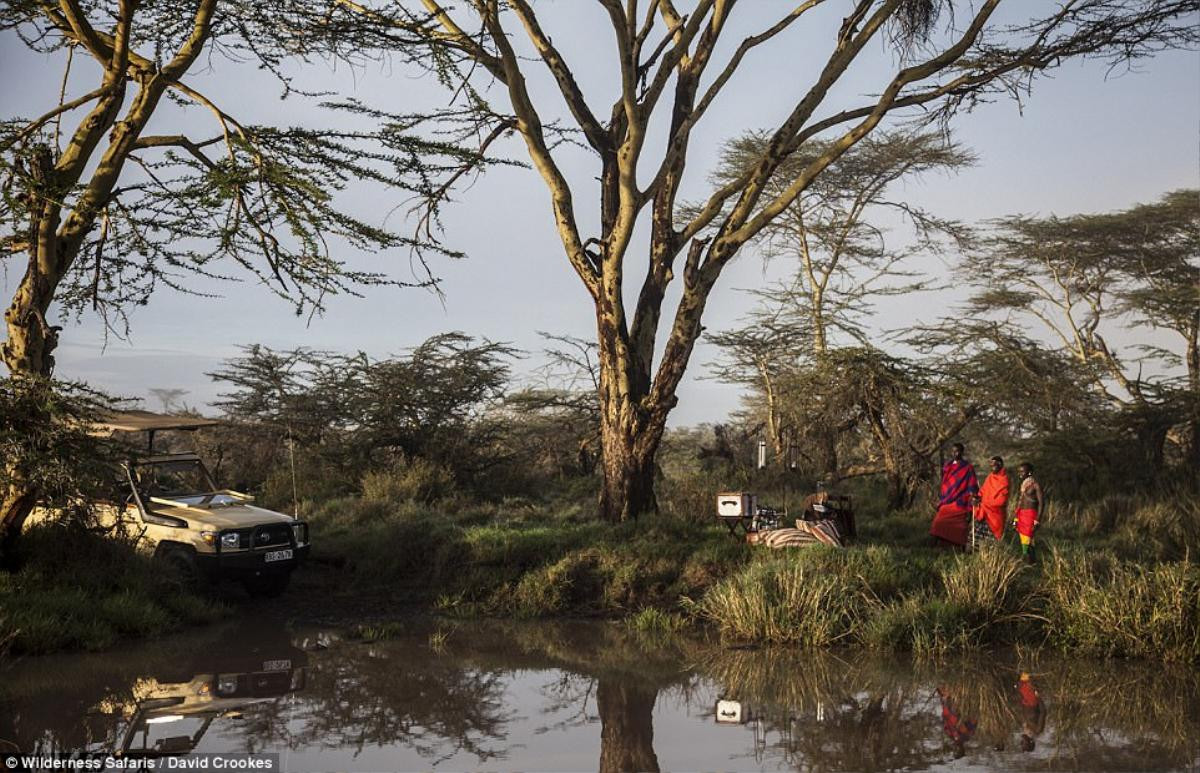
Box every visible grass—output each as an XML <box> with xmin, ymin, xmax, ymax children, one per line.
<box><xmin>303</xmin><ymin>493</ymin><xmax>748</xmax><ymax>618</ymax></box>
<box><xmin>0</xmin><ymin>522</ymin><xmax>227</xmax><ymax>655</ymax></box>
<box><xmin>303</xmin><ymin>486</ymin><xmax>1199</xmax><ymax>662</ymax></box>
<box><xmin>9</xmin><ymin>475</ymin><xmax>1197</xmax><ymax>662</ymax></box>
<box><xmin>689</xmin><ymin>534</ymin><xmax>1198</xmax><ymax>662</ymax></box>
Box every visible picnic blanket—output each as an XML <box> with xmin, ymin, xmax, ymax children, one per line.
<box><xmin>759</xmin><ymin>519</ymin><xmax>844</xmax><ymax>549</ymax></box>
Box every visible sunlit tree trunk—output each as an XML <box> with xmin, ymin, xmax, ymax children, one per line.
<box><xmin>1</xmin><ymin>147</ymin><xmax>68</xmax><ymax>567</ymax></box>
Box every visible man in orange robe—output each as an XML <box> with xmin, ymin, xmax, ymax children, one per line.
<box><xmin>974</xmin><ymin>455</ymin><xmax>1011</xmax><ymax>540</ymax></box>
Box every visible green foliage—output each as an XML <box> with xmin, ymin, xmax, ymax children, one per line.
<box><xmin>1041</xmin><ymin>548</ymin><xmax>1200</xmax><ymax>661</ymax></box>
<box><xmin>0</xmin><ymin>523</ymin><xmax>226</xmax><ymax>655</ymax></box>
<box><xmin>0</xmin><ymin>376</ymin><xmax>124</xmax><ymax>516</ymax></box>
<box><xmin>686</xmin><ymin>520</ymin><xmax>1197</xmax><ymax>661</ymax></box>
<box><xmin>626</xmin><ymin>607</ymin><xmax>687</xmax><ymax>635</ymax></box>
<box><xmin>1047</xmin><ymin>491</ymin><xmax>1200</xmax><ymax>561</ymax></box>
<box><xmin>304</xmin><ymin>496</ymin><xmax>748</xmax><ymax>619</ymax></box>
<box><xmin>685</xmin><ymin>554</ymin><xmax>871</xmax><ymax>646</ymax></box>
<box><xmin>208</xmin><ymin>334</ymin><xmax>520</xmax><ymax>499</ymax></box>
<box><xmin>361</xmin><ymin>456</ymin><xmax>457</xmax><ymax>504</ymax></box>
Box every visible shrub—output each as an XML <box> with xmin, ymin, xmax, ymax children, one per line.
<box><xmin>658</xmin><ymin>472</ymin><xmax>716</xmax><ymax>522</ymax></box>
<box><xmin>627</xmin><ymin>607</ymin><xmax>687</xmax><ymax>635</ymax></box>
<box><xmin>686</xmin><ymin>556</ymin><xmax>871</xmax><ymax>646</ymax></box>
<box><xmin>1041</xmin><ymin>548</ymin><xmax>1200</xmax><ymax>661</ymax></box>
<box><xmin>361</xmin><ymin>456</ymin><xmax>456</xmax><ymax>504</ymax></box>
<box><xmin>0</xmin><ymin>523</ymin><xmax>226</xmax><ymax>655</ymax></box>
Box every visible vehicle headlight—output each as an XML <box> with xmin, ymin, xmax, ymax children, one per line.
<box><xmin>217</xmin><ymin>675</ymin><xmax>239</xmax><ymax>695</ymax></box>
<box><xmin>220</xmin><ymin>532</ymin><xmax>241</xmax><ymax>549</ymax></box>
<box><xmin>292</xmin><ymin>523</ymin><xmax>307</xmax><ymax>546</ymax></box>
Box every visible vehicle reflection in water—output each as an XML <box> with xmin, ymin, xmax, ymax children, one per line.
<box><xmin>2</xmin><ymin>619</ymin><xmax>1197</xmax><ymax>771</ymax></box>
<box><xmin>116</xmin><ymin>657</ymin><xmax>305</xmax><ymax>758</ymax></box>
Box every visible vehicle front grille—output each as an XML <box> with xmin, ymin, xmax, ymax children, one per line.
<box><xmin>224</xmin><ymin>524</ymin><xmax>294</xmax><ymax>549</ymax></box>
<box><xmin>252</xmin><ymin>524</ymin><xmax>293</xmax><ymax>548</ymax></box>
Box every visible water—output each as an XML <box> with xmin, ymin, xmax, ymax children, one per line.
<box><xmin>2</xmin><ymin>618</ymin><xmax>1197</xmax><ymax>771</ymax></box>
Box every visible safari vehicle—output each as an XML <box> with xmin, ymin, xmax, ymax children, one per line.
<box><xmin>29</xmin><ymin>410</ymin><xmax>309</xmax><ymax>596</ymax></box>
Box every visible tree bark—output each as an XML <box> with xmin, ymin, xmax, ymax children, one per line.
<box><xmin>595</xmin><ymin>318</ymin><xmax>664</xmax><ymax>521</ymax></box>
<box><xmin>1185</xmin><ymin>311</ymin><xmax>1200</xmax><ymax>474</ymax></box>
<box><xmin>597</xmin><ymin>677</ymin><xmax>660</xmax><ymax>773</ymax></box>
<box><xmin>1</xmin><ymin>148</ymin><xmax>62</xmax><ymax>569</ymax></box>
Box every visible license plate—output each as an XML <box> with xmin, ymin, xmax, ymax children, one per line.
<box><xmin>262</xmin><ymin>659</ymin><xmax>291</xmax><ymax>672</ymax></box>
<box><xmin>264</xmin><ymin>549</ymin><xmax>293</xmax><ymax>563</ymax></box>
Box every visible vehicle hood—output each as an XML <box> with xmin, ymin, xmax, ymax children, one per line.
<box><xmin>150</xmin><ymin>502</ymin><xmax>296</xmax><ymax>529</ymax></box>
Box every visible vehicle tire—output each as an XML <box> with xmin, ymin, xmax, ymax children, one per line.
<box><xmin>243</xmin><ymin>572</ymin><xmax>290</xmax><ymax>598</ymax></box>
<box><xmin>158</xmin><ymin>546</ymin><xmax>208</xmax><ymax>593</ymax></box>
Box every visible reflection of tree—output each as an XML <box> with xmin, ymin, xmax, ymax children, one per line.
<box><xmin>460</xmin><ymin>621</ymin><xmax>692</xmax><ymax>772</ymax></box>
<box><xmin>5</xmin><ymin>620</ymin><xmax>1199</xmax><ymax>771</ymax></box>
<box><xmin>597</xmin><ymin>678</ymin><xmax>660</xmax><ymax>773</ymax></box>
<box><xmin>236</xmin><ymin>641</ymin><xmax>513</xmax><ymax>765</ymax></box>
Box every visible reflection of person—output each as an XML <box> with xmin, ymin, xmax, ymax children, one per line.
<box><xmin>973</xmin><ymin>456</ymin><xmax>1010</xmax><ymax>542</ymax></box>
<box><xmin>936</xmin><ymin>686</ymin><xmax>976</xmax><ymax>760</ymax></box>
<box><xmin>930</xmin><ymin>443</ymin><xmax>979</xmax><ymax>549</ymax></box>
<box><xmin>1015</xmin><ymin>672</ymin><xmax>1045</xmax><ymax>752</ymax></box>
<box><xmin>1013</xmin><ymin>463</ymin><xmax>1044</xmax><ymax>563</ymax></box>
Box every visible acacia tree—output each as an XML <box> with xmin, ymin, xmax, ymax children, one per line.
<box><xmin>707</xmin><ymin>129</ymin><xmax>973</xmax><ymax>356</ymax></box>
<box><xmin>706</xmin><ymin>128</ymin><xmax>972</xmax><ymax>466</ymax></box>
<box><xmin>503</xmin><ymin>333</ymin><xmax>603</xmax><ymax>480</ymax></box>
<box><xmin>349</xmin><ymin>0</ymin><xmax>1197</xmax><ymax>521</ymax></box>
<box><xmin>961</xmin><ymin>189</ymin><xmax>1200</xmax><ymax>470</ymax></box>
<box><xmin>209</xmin><ymin>334</ymin><xmax>516</xmax><ymax>490</ymax></box>
<box><xmin>0</xmin><ymin>0</ymin><xmax>489</xmax><ymax>561</ymax></box>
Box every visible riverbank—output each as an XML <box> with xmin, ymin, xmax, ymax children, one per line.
<box><xmin>3</xmin><ymin>492</ymin><xmax>1197</xmax><ymax>661</ymax></box>
<box><xmin>300</xmin><ymin>492</ymin><xmax>1199</xmax><ymax>662</ymax></box>
<box><xmin>0</xmin><ymin>523</ymin><xmax>226</xmax><ymax>655</ymax></box>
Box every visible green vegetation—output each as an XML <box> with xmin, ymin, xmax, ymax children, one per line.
<box><xmin>300</xmin><ymin>476</ymin><xmax>1199</xmax><ymax>663</ymax></box>
<box><xmin>690</xmin><ymin>501</ymin><xmax>1199</xmax><ymax>662</ymax></box>
<box><xmin>304</xmin><ymin>491</ymin><xmax>746</xmax><ymax>619</ymax></box>
<box><xmin>0</xmin><ymin>523</ymin><xmax>227</xmax><ymax>656</ymax></box>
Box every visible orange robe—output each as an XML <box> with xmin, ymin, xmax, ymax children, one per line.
<box><xmin>976</xmin><ymin>470</ymin><xmax>1010</xmax><ymax>540</ymax></box>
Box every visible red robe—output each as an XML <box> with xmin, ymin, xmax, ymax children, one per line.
<box><xmin>930</xmin><ymin>460</ymin><xmax>979</xmax><ymax>546</ymax></box>
<box><xmin>976</xmin><ymin>470</ymin><xmax>1010</xmax><ymax>540</ymax></box>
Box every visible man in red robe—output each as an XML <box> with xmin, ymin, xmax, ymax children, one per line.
<box><xmin>974</xmin><ymin>456</ymin><xmax>1011</xmax><ymax>541</ymax></box>
<box><xmin>930</xmin><ymin>443</ymin><xmax>979</xmax><ymax>548</ymax></box>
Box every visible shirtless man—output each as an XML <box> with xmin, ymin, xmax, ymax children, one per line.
<box><xmin>1013</xmin><ymin>462</ymin><xmax>1044</xmax><ymax>562</ymax></box>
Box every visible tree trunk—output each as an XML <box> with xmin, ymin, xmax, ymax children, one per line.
<box><xmin>593</xmin><ymin>283</ymin><xmax>676</xmax><ymax>522</ymax></box>
<box><xmin>1185</xmin><ymin>313</ymin><xmax>1200</xmax><ymax>475</ymax></box>
<box><xmin>1</xmin><ymin>150</ymin><xmax>61</xmax><ymax>569</ymax></box>
<box><xmin>0</xmin><ymin>265</ymin><xmax>56</xmax><ymax>568</ymax></box>
<box><xmin>885</xmin><ymin>471</ymin><xmax>914</xmax><ymax>511</ymax></box>
<box><xmin>597</xmin><ymin>405</ymin><xmax>661</xmax><ymax>523</ymax></box>
<box><xmin>597</xmin><ymin>677</ymin><xmax>660</xmax><ymax>773</ymax></box>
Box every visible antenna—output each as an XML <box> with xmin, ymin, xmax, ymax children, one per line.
<box><xmin>288</xmin><ymin>423</ymin><xmax>299</xmax><ymax>518</ymax></box>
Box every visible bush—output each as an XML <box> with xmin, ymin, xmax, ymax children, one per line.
<box><xmin>1049</xmin><ymin>493</ymin><xmax>1200</xmax><ymax>561</ymax></box>
<box><xmin>0</xmin><ymin>523</ymin><xmax>226</xmax><ymax>655</ymax></box>
<box><xmin>361</xmin><ymin>456</ymin><xmax>457</xmax><ymax>504</ymax></box>
<box><xmin>658</xmin><ymin>472</ymin><xmax>717</xmax><ymax>522</ymax></box>
<box><xmin>686</xmin><ymin>554</ymin><xmax>871</xmax><ymax>646</ymax></box>
<box><xmin>1041</xmin><ymin>548</ymin><xmax>1200</xmax><ymax>661</ymax></box>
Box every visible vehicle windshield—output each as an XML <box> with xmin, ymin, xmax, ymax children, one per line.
<box><xmin>134</xmin><ymin>459</ymin><xmax>216</xmax><ymax>499</ymax></box>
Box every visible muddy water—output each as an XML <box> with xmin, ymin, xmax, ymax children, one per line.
<box><xmin>2</xmin><ymin>618</ymin><xmax>1197</xmax><ymax>772</ymax></box>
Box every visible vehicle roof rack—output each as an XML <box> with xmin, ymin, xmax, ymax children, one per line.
<box><xmin>96</xmin><ymin>410</ymin><xmax>219</xmax><ymax>434</ymax></box>
<box><xmin>96</xmin><ymin>410</ymin><xmax>220</xmax><ymax>453</ymax></box>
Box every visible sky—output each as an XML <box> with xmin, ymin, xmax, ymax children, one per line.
<box><xmin>2</xmin><ymin>3</ymin><xmax>1198</xmax><ymax>425</ymax></box>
